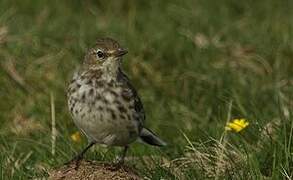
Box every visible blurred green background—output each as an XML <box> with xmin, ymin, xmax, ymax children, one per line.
<box><xmin>0</xmin><ymin>0</ymin><xmax>292</xmax><ymax>179</ymax></box>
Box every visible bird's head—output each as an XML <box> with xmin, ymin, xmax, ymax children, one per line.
<box><xmin>83</xmin><ymin>37</ymin><xmax>128</xmax><ymax>71</ymax></box>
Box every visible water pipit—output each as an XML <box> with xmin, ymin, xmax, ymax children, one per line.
<box><xmin>67</xmin><ymin>37</ymin><xmax>166</xmax><ymax>168</ymax></box>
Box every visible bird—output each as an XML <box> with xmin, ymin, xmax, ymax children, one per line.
<box><xmin>66</xmin><ymin>37</ymin><xmax>166</xmax><ymax>168</ymax></box>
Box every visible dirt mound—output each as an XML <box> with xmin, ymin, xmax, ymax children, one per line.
<box><xmin>48</xmin><ymin>160</ymin><xmax>141</xmax><ymax>180</ymax></box>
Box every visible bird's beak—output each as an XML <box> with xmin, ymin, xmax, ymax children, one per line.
<box><xmin>114</xmin><ymin>48</ymin><xmax>128</xmax><ymax>57</ymax></box>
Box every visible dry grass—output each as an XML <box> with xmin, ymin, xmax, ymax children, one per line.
<box><xmin>171</xmin><ymin>139</ymin><xmax>248</xmax><ymax>179</ymax></box>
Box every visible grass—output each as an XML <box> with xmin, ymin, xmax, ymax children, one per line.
<box><xmin>0</xmin><ymin>0</ymin><xmax>292</xmax><ymax>179</ymax></box>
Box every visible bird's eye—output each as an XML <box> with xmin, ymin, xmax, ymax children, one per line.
<box><xmin>96</xmin><ymin>50</ymin><xmax>105</xmax><ymax>59</ymax></box>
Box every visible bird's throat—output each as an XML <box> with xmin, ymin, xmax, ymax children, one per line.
<box><xmin>100</xmin><ymin>61</ymin><xmax>120</xmax><ymax>82</ymax></box>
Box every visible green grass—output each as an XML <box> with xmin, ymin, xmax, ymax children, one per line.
<box><xmin>0</xmin><ymin>0</ymin><xmax>292</xmax><ymax>179</ymax></box>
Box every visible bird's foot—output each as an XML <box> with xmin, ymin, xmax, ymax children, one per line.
<box><xmin>111</xmin><ymin>156</ymin><xmax>124</xmax><ymax>170</ymax></box>
<box><xmin>64</xmin><ymin>155</ymin><xmax>83</xmax><ymax>170</ymax></box>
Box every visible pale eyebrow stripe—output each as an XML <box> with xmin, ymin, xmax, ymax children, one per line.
<box><xmin>107</xmin><ymin>50</ymin><xmax>115</xmax><ymax>54</ymax></box>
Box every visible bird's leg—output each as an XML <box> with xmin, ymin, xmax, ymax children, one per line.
<box><xmin>65</xmin><ymin>142</ymin><xmax>95</xmax><ymax>169</ymax></box>
<box><xmin>117</xmin><ymin>145</ymin><xmax>129</xmax><ymax>165</ymax></box>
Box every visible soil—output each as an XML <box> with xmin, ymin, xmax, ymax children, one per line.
<box><xmin>48</xmin><ymin>160</ymin><xmax>141</xmax><ymax>180</ymax></box>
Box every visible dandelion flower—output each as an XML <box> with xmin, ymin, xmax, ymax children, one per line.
<box><xmin>71</xmin><ymin>131</ymin><xmax>82</xmax><ymax>143</ymax></box>
<box><xmin>225</xmin><ymin>118</ymin><xmax>249</xmax><ymax>132</ymax></box>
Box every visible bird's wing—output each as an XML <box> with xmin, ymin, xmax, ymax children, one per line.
<box><xmin>117</xmin><ymin>69</ymin><xmax>145</xmax><ymax>131</ymax></box>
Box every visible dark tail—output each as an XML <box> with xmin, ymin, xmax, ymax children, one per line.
<box><xmin>139</xmin><ymin>128</ymin><xmax>167</xmax><ymax>146</ymax></box>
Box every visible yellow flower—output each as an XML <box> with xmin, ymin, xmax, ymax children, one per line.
<box><xmin>225</xmin><ymin>118</ymin><xmax>249</xmax><ymax>132</ymax></box>
<box><xmin>71</xmin><ymin>131</ymin><xmax>82</xmax><ymax>143</ymax></box>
